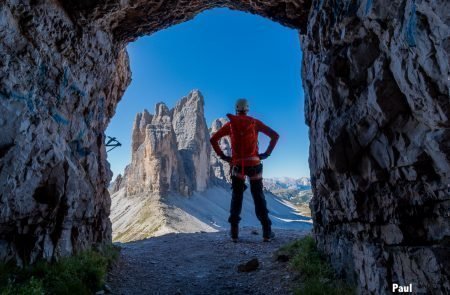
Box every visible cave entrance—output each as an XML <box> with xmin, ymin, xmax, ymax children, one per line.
<box><xmin>107</xmin><ymin>8</ymin><xmax>312</xmax><ymax>243</ymax></box>
<box><xmin>3</xmin><ymin>0</ymin><xmax>448</xmax><ymax>292</ymax></box>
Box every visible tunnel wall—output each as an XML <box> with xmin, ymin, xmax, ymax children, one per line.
<box><xmin>0</xmin><ymin>1</ymin><xmax>130</xmax><ymax>264</ymax></box>
<box><xmin>303</xmin><ymin>0</ymin><xmax>450</xmax><ymax>293</ymax></box>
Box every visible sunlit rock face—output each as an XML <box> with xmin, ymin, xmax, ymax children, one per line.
<box><xmin>172</xmin><ymin>90</ymin><xmax>211</xmax><ymax>193</ymax></box>
<box><xmin>122</xmin><ymin>90</ymin><xmax>210</xmax><ymax>197</ymax></box>
<box><xmin>1</xmin><ymin>0</ymin><xmax>449</xmax><ymax>293</ymax></box>
<box><xmin>125</xmin><ymin>103</ymin><xmax>183</xmax><ymax>196</ymax></box>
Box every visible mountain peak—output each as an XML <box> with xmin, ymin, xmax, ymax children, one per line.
<box><xmin>118</xmin><ymin>90</ymin><xmax>213</xmax><ymax>197</ymax></box>
<box><xmin>210</xmin><ymin>117</ymin><xmax>228</xmax><ymax>133</ymax></box>
<box><xmin>153</xmin><ymin>102</ymin><xmax>171</xmax><ymax>120</ymax></box>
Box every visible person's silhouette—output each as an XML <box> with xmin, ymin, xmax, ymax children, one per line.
<box><xmin>210</xmin><ymin>98</ymin><xmax>279</xmax><ymax>242</ymax></box>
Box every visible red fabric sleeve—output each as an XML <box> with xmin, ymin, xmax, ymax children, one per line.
<box><xmin>255</xmin><ymin>119</ymin><xmax>279</xmax><ymax>155</ymax></box>
<box><xmin>209</xmin><ymin>122</ymin><xmax>231</xmax><ymax>158</ymax></box>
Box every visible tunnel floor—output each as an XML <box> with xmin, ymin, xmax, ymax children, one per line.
<box><xmin>107</xmin><ymin>227</ymin><xmax>309</xmax><ymax>294</ymax></box>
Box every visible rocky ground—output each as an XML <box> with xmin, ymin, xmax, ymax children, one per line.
<box><xmin>107</xmin><ymin>228</ymin><xmax>310</xmax><ymax>294</ymax></box>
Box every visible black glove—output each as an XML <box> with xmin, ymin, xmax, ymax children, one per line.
<box><xmin>220</xmin><ymin>155</ymin><xmax>232</xmax><ymax>163</ymax></box>
<box><xmin>258</xmin><ymin>152</ymin><xmax>270</xmax><ymax>160</ymax></box>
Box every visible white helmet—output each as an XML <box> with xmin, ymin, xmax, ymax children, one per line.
<box><xmin>235</xmin><ymin>98</ymin><xmax>249</xmax><ymax>113</ymax></box>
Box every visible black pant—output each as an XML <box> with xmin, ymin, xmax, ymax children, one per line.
<box><xmin>228</xmin><ymin>164</ymin><xmax>272</xmax><ymax>227</ymax></box>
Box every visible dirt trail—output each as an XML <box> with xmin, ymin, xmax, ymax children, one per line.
<box><xmin>107</xmin><ymin>227</ymin><xmax>310</xmax><ymax>295</ymax></box>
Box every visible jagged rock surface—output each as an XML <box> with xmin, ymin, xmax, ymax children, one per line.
<box><xmin>172</xmin><ymin>90</ymin><xmax>211</xmax><ymax>193</ymax></box>
<box><xmin>110</xmin><ymin>91</ymin><xmax>214</xmax><ymax>241</ymax></box>
<box><xmin>0</xmin><ymin>0</ymin><xmax>449</xmax><ymax>293</ymax></box>
<box><xmin>110</xmin><ymin>174</ymin><xmax>123</xmax><ymax>194</ymax></box>
<box><xmin>125</xmin><ymin>103</ymin><xmax>183</xmax><ymax>196</ymax></box>
<box><xmin>121</xmin><ymin>90</ymin><xmax>210</xmax><ymax>197</ymax></box>
<box><xmin>0</xmin><ymin>1</ymin><xmax>130</xmax><ymax>265</ymax></box>
<box><xmin>303</xmin><ymin>0</ymin><xmax>450</xmax><ymax>293</ymax></box>
<box><xmin>209</xmin><ymin>118</ymin><xmax>232</xmax><ymax>183</ymax></box>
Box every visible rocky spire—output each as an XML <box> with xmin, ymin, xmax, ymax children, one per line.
<box><xmin>153</xmin><ymin>103</ymin><xmax>171</xmax><ymax>123</ymax></box>
<box><xmin>131</xmin><ymin>109</ymin><xmax>153</xmax><ymax>152</ymax></box>
<box><xmin>209</xmin><ymin>117</ymin><xmax>232</xmax><ymax>183</ymax></box>
<box><xmin>172</xmin><ymin>90</ymin><xmax>211</xmax><ymax>192</ymax></box>
<box><xmin>120</xmin><ymin>90</ymin><xmax>213</xmax><ymax>197</ymax></box>
<box><xmin>125</xmin><ymin>103</ymin><xmax>181</xmax><ymax>196</ymax></box>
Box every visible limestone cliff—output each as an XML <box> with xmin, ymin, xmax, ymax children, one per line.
<box><xmin>117</xmin><ymin>90</ymin><xmax>210</xmax><ymax>197</ymax></box>
<box><xmin>125</xmin><ymin>103</ymin><xmax>184</xmax><ymax>196</ymax></box>
<box><xmin>172</xmin><ymin>90</ymin><xmax>211</xmax><ymax>193</ymax></box>
<box><xmin>109</xmin><ymin>90</ymin><xmax>213</xmax><ymax>240</ymax></box>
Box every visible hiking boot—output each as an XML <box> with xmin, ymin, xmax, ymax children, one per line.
<box><xmin>230</xmin><ymin>224</ymin><xmax>239</xmax><ymax>242</ymax></box>
<box><xmin>262</xmin><ymin>225</ymin><xmax>274</xmax><ymax>242</ymax></box>
<box><xmin>263</xmin><ymin>231</ymin><xmax>275</xmax><ymax>242</ymax></box>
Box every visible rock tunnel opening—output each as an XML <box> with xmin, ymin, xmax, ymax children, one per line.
<box><xmin>106</xmin><ymin>7</ymin><xmax>312</xmax><ymax>243</ymax></box>
<box><xmin>1</xmin><ymin>0</ymin><xmax>449</xmax><ymax>293</ymax></box>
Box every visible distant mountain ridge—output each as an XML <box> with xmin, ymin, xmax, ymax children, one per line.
<box><xmin>263</xmin><ymin>177</ymin><xmax>311</xmax><ymax>191</ymax></box>
<box><xmin>263</xmin><ymin>177</ymin><xmax>312</xmax><ymax>217</ymax></box>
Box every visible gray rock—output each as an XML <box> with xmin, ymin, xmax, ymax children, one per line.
<box><xmin>209</xmin><ymin>117</ymin><xmax>232</xmax><ymax>183</ymax></box>
<box><xmin>110</xmin><ymin>174</ymin><xmax>123</xmax><ymax>194</ymax></box>
<box><xmin>237</xmin><ymin>258</ymin><xmax>259</xmax><ymax>272</ymax></box>
<box><xmin>303</xmin><ymin>0</ymin><xmax>450</xmax><ymax>293</ymax></box>
<box><xmin>125</xmin><ymin>103</ymin><xmax>181</xmax><ymax>196</ymax></box>
<box><xmin>172</xmin><ymin>90</ymin><xmax>211</xmax><ymax>193</ymax></box>
<box><xmin>122</xmin><ymin>91</ymin><xmax>211</xmax><ymax>197</ymax></box>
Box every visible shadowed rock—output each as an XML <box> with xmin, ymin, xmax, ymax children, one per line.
<box><xmin>237</xmin><ymin>258</ymin><xmax>260</xmax><ymax>272</ymax></box>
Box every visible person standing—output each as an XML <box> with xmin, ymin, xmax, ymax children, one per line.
<box><xmin>210</xmin><ymin>98</ymin><xmax>279</xmax><ymax>242</ymax></box>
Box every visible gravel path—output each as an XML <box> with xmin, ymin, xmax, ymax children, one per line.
<box><xmin>107</xmin><ymin>227</ymin><xmax>310</xmax><ymax>295</ymax></box>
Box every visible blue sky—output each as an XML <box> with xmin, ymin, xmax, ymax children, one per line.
<box><xmin>106</xmin><ymin>8</ymin><xmax>310</xmax><ymax>179</ymax></box>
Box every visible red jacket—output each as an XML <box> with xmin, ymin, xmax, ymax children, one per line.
<box><xmin>210</xmin><ymin>114</ymin><xmax>279</xmax><ymax>167</ymax></box>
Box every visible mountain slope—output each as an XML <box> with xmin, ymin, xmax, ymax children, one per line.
<box><xmin>111</xmin><ymin>185</ymin><xmax>312</xmax><ymax>242</ymax></box>
<box><xmin>263</xmin><ymin>177</ymin><xmax>313</xmax><ymax>217</ymax></box>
